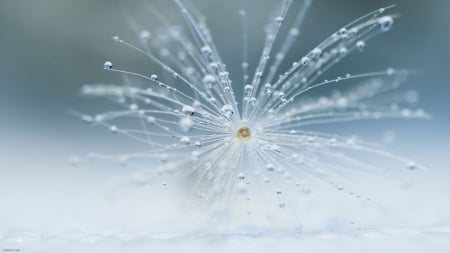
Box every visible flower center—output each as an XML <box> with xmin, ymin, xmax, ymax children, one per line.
<box><xmin>237</xmin><ymin>126</ymin><xmax>251</xmax><ymax>141</ymax></box>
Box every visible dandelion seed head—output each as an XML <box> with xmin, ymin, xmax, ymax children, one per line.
<box><xmin>78</xmin><ymin>1</ymin><xmax>428</xmax><ymax>218</ymax></box>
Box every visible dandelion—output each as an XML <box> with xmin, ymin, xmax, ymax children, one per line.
<box><xmin>78</xmin><ymin>1</ymin><xmax>427</xmax><ymax>212</ymax></box>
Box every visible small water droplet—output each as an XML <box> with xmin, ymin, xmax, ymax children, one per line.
<box><xmin>178</xmin><ymin>118</ymin><xmax>194</xmax><ymax>133</ymax></box>
<box><xmin>180</xmin><ymin>136</ymin><xmax>191</xmax><ymax>145</ymax></box>
<box><xmin>109</xmin><ymin>125</ymin><xmax>117</xmax><ymax>133</ymax></box>
<box><xmin>182</xmin><ymin>105</ymin><xmax>195</xmax><ymax>116</ymax></box>
<box><xmin>275</xmin><ymin>16</ymin><xmax>284</xmax><ymax>23</ymax></box>
<box><xmin>300</xmin><ymin>56</ymin><xmax>310</xmax><ymax>66</ymax></box>
<box><xmin>378</xmin><ymin>16</ymin><xmax>394</xmax><ymax>32</ymax></box>
<box><xmin>311</xmin><ymin>48</ymin><xmax>322</xmax><ymax>59</ymax></box>
<box><xmin>407</xmin><ymin>161</ymin><xmax>416</xmax><ymax>170</ymax></box>
<box><xmin>203</xmin><ymin>74</ymin><xmax>216</xmax><ymax>88</ymax></box>
<box><xmin>104</xmin><ymin>61</ymin><xmax>112</xmax><ymax>69</ymax></box>
<box><xmin>150</xmin><ymin>74</ymin><xmax>158</xmax><ymax>81</ymax></box>
<box><xmin>339</xmin><ymin>28</ymin><xmax>348</xmax><ymax>36</ymax></box>
<box><xmin>356</xmin><ymin>40</ymin><xmax>366</xmax><ymax>51</ymax></box>
<box><xmin>220</xmin><ymin>104</ymin><xmax>234</xmax><ymax>119</ymax></box>
<box><xmin>201</xmin><ymin>46</ymin><xmax>212</xmax><ymax>58</ymax></box>
<box><xmin>139</xmin><ymin>30</ymin><xmax>151</xmax><ymax>42</ymax></box>
<box><xmin>129</xmin><ymin>104</ymin><xmax>138</xmax><ymax>111</ymax></box>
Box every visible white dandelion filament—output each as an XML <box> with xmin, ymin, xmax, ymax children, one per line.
<box><xmin>79</xmin><ymin>1</ymin><xmax>428</xmax><ymax>209</ymax></box>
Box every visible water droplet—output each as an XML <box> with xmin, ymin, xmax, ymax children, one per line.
<box><xmin>356</xmin><ymin>40</ymin><xmax>366</xmax><ymax>51</ymax></box>
<box><xmin>179</xmin><ymin>118</ymin><xmax>194</xmax><ymax>133</ymax></box>
<box><xmin>386</xmin><ymin>68</ymin><xmax>395</xmax><ymax>75</ymax></box>
<box><xmin>276</xmin><ymin>189</ymin><xmax>282</xmax><ymax>195</ymax></box>
<box><xmin>279</xmin><ymin>202</ymin><xmax>286</xmax><ymax>208</ymax></box>
<box><xmin>266</xmin><ymin>163</ymin><xmax>275</xmax><ymax>172</ymax></box>
<box><xmin>275</xmin><ymin>16</ymin><xmax>284</xmax><ymax>23</ymax></box>
<box><xmin>244</xmin><ymin>85</ymin><xmax>253</xmax><ymax>96</ymax></box>
<box><xmin>129</xmin><ymin>104</ymin><xmax>138</xmax><ymax>111</ymax></box>
<box><xmin>378</xmin><ymin>16</ymin><xmax>394</xmax><ymax>32</ymax></box>
<box><xmin>300</xmin><ymin>56</ymin><xmax>310</xmax><ymax>66</ymax></box>
<box><xmin>104</xmin><ymin>61</ymin><xmax>112</xmax><ymax>69</ymax></box>
<box><xmin>407</xmin><ymin>161</ymin><xmax>416</xmax><ymax>170</ymax></box>
<box><xmin>201</xmin><ymin>46</ymin><xmax>212</xmax><ymax>58</ymax></box>
<box><xmin>339</xmin><ymin>46</ymin><xmax>348</xmax><ymax>56</ymax></box>
<box><xmin>150</xmin><ymin>74</ymin><xmax>158</xmax><ymax>81</ymax></box>
<box><xmin>238</xmin><ymin>173</ymin><xmax>246</xmax><ymax>180</ymax></box>
<box><xmin>244</xmin><ymin>84</ymin><xmax>253</xmax><ymax>92</ymax></box>
<box><xmin>339</xmin><ymin>28</ymin><xmax>348</xmax><ymax>36</ymax></box>
<box><xmin>139</xmin><ymin>30</ymin><xmax>151</xmax><ymax>42</ymax></box>
<box><xmin>311</xmin><ymin>48</ymin><xmax>322</xmax><ymax>59</ymax></box>
<box><xmin>220</xmin><ymin>104</ymin><xmax>234</xmax><ymax>119</ymax></box>
<box><xmin>194</xmin><ymin>141</ymin><xmax>202</xmax><ymax>147</ymax></box>
<box><xmin>146</xmin><ymin>116</ymin><xmax>156</xmax><ymax>123</ymax></box>
<box><xmin>203</xmin><ymin>74</ymin><xmax>216</xmax><ymax>88</ymax></box>
<box><xmin>109</xmin><ymin>125</ymin><xmax>118</xmax><ymax>133</ymax></box>
<box><xmin>289</xmin><ymin>28</ymin><xmax>300</xmax><ymax>37</ymax></box>
<box><xmin>182</xmin><ymin>105</ymin><xmax>195</xmax><ymax>116</ymax></box>
<box><xmin>180</xmin><ymin>136</ymin><xmax>191</xmax><ymax>145</ymax></box>
<box><xmin>191</xmin><ymin>151</ymin><xmax>199</xmax><ymax>161</ymax></box>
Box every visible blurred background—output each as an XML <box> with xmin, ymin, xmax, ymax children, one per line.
<box><xmin>0</xmin><ymin>0</ymin><xmax>449</xmax><ymax>252</ymax></box>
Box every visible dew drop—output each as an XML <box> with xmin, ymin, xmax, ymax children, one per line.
<box><xmin>378</xmin><ymin>16</ymin><xmax>394</xmax><ymax>32</ymax></box>
<box><xmin>275</xmin><ymin>16</ymin><xmax>284</xmax><ymax>23</ymax></box>
<box><xmin>201</xmin><ymin>46</ymin><xmax>212</xmax><ymax>58</ymax></box>
<box><xmin>146</xmin><ymin>116</ymin><xmax>156</xmax><ymax>124</ymax></box>
<box><xmin>289</xmin><ymin>28</ymin><xmax>300</xmax><ymax>37</ymax></box>
<box><xmin>238</xmin><ymin>173</ymin><xmax>246</xmax><ymax>180</ymax></box>
<box><xmin>356</xmin><ymin>40</ymin><xmax>366</xmax><ymax>51</ymax></box>
<box><xmin>266</xmin><ymin>163</ymin><xmax>275</xmax><ymax>172</ymax></box>
<box><xmin>139</xmin><ymin>30</ymin><xmax>151</xmax><ymax>42</ymax></box>
<box><xmin>244</xmin><ymin>84</ymin><xmax>253</xmax><ymax>96</ymax></box>
<box><xmin>191</xmin><ymin>151</ymin><xmax>200</xmax><ymax>161</ymax></box>
<box><xmin>150</xmin><ymin>74</ymin><xmax>158</xmax><ymax>81</ymax></box>
<box><xmin>104</xmin><ymin>61</ymin><xmax>113</xmax><ymax>69</ymax></box>
<box><xmin>311</xmin><ymin>48</ymin><xmax>322</xmax><ymax>59</ymax></box>
<box><xmin>182</xmin><ymin>105</ymin><xmax>195</xmax><ymax>116</ymax></box>
<box><xmin>129</xmin><ymin>104</ymin><xmax>138</xmax><ymax>111</ymax></box>
<box><xmin>386</xmin><ymin>68</ymin><xmax>395</xmax><ymax>75</ymax></box>
<box><xmin>407</xmin><ymin>161</ymin><xmax>416</xmax><ymax>170</ymax></box>
<box><xmin>178</xmin><ymin>118</ymin><xmax>194</xmax><ymax>133</ymax></box>
<box><xmin>300</xmin><ymin>56</ymin><xmax>310</xmax><ymax>66</ymax></box>
<box><xmin>180</xmin><ymin>136</ymin><xmax>191</xmax><ymax>145</ymax></box>
<box><xmin>220</xmin><ymin>104</ymin><xmax>234</xmax><ymax>119</ymax></box>
<box><xmin>203</xmin><ymin>74</ymin><xmax>216</xmax><ymax>88</ymax></box>
<box><xmin>109</xmin><ymin>125</ymin><xmax>118</xmax><ymax>133</ymax></box>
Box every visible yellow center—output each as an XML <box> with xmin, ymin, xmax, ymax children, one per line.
<box><xmin>237</xmin><ymin>126</ymin><xmax>251</xmax><ymax>141</ymax></box>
